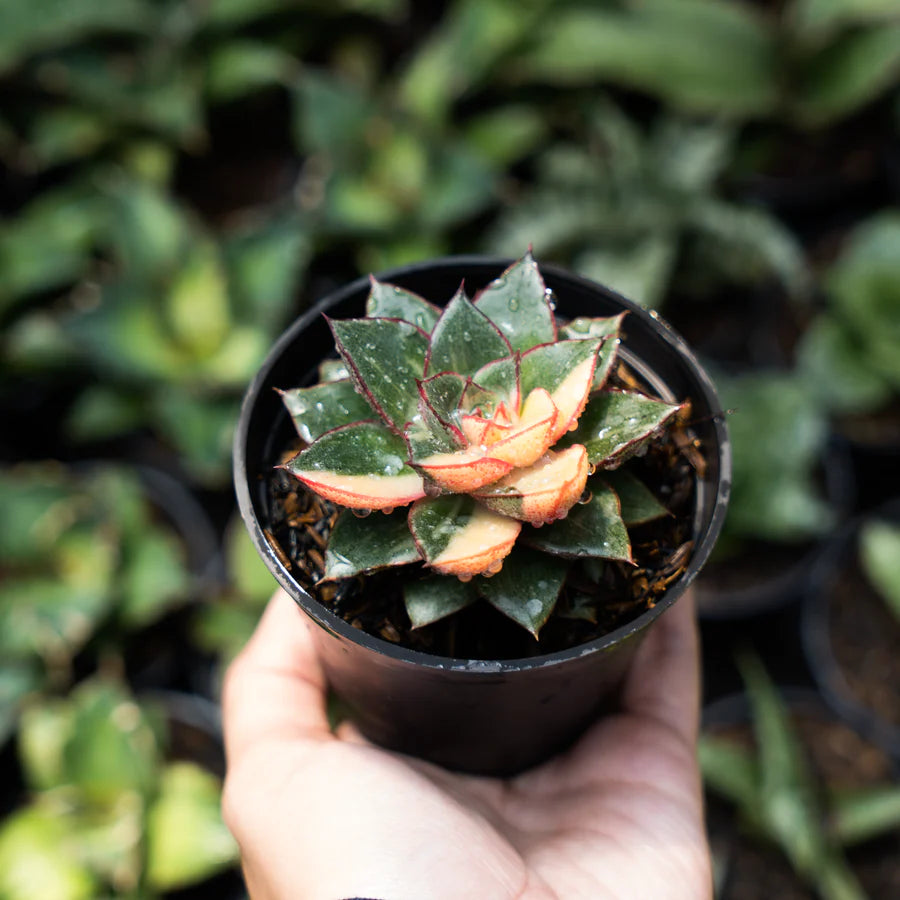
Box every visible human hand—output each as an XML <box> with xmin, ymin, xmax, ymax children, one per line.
<box><xmin>223</xmin><ymin>588</ymin><xmax>712</xmax><ymax>900</ymax></box>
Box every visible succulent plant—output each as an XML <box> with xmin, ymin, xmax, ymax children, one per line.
<box><xmin>280</xmin><ymin>252</ymin><xmax>683</xmax><ymax>636</ymax></box>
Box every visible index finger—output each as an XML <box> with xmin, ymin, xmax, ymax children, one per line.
<box><xmin>222</xmin><ymin>588</ymin><xmax>332</xmax><ymax>763</ymax></box>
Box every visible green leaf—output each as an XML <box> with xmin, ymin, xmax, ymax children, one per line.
<box><xmin>523</xmin><ymin>484</ymin><xmax>631</xmax><ymax>561</ymax></box>
<box><xmin>519</xmin><ymin>338</ymin><xmax>601</xmax><ymax>406</ymax></box>
<box><xmin>330</xmin><ymin>317</ymin><xmax>429</xmax><ymax>431</ymax></box>
<box><xmin>737</xmin><ymin>651</ymin><xmax>831</xmax><ymax>886</ymax></box>
<box><xmin>319</xmin><ymin>358</ymin><xmax>350</xmax><ymax>382</ymax></box>
<box><xmin>830</xmin><ymin>784</ymin><xmax>900</xmax><ymax>847</ymax></box>
<box><xmin>564</xmin><ymin>391</ymin><xmax>682</xmax><ymax>467</ymax></box>
<box><xmin>280</xmin><ymin>380</ymin><xmax>375</xmax><ymax>444</ymax></box>
<box><xmin>27</xmin><ymin>107</ymin><xmax>110</xmax><ymax>168</ymax></box>
<box><xmin>470</xmin><ymin>355</ymin><xmax>521</xmax><ymax>411</ymax></box>
<box><xmin>0</xmin><ymin>0</ymin><xmax>154</xmax><ymax>74</ymax></box>
<box><xmin>603</xmin><ymin>470</ymin><xmax>669</xmax><ymax>526</ymax></box>
<box><xmin>324</xmin><ymin>508</ymin><xmax>420</xmax><ymax>580</ymax></box>
<box><xmin>409</xmin><ymin>495</ymin><xmax>520</xmax><ymax>573</ymax></box>
<box><xmin>796</xmin><ymin>314</ymin><xmax>891</xmax><ymax>415</ymax></box>
<box><xmin>119</xmin><ymin>530</ymin><xmax>190</xmax><ymax>629</ymax></box>
<box><xmin>419</xmin><ymin>372</ymin><xmax>468</xmax><ymax>427</ymax></box>
<box><xmin>464</xmin><ymin>105</ymin><xmax>548</xmax><ymax>167</ymax></box>
<box><xmin>286</xmin><ymin>421</ymin><xmax>416</xmax><ymax>480</ymax></box>
<box><xmin>473</xmin><ymin>251</ymin><xmax>556</xmax><ymax>352</ymax></box>
<box><xmin>225</xmin><ymin>514</ymin><xmax>275</xmax><ymax>604</ymax></box>
<box><xmin>561</xmin><ymin>314</ymin><xmax>625</xmax><ymax>341</ymax></box>
<box><xmin>404</xmin><ymin>576</ymin><xmax>478</xmax><ymax>629</ymax></box>
<box><xmin>0</xmin><ymin>663</ymin><xmax>40</xmax><ymax>746</ymax></box>
<box><xmin>0</xmin><ymin>803</ymin><xmax>97</xmax><ymax>900</ymax></box>
<box><xmin>292</xmin><ymin>70</ymin><xmax>371</xmax><ymax>162</ymax></box>
<box><xmin>795</xmin><ymin>25</ymin><xmax>900</xmax><ymax>126</ymax></box>
<box><xmin>575</xmin><ymin>237</ymin><xmax>678</xmax><ymax>310</ymax></box>
<box><xmin>60</xmin><ymin>679</ymin><xmax>161</xmax><ymax>802</ymax></box>
<box><xmin>792</xmin><ymin>0</ymin><xmax>900</xmax><ymax>35</ymax></box>
<box><xmin>146</xmin><ymin>762</ymin><xmax>238</xmax><ymax>891</ymax></box>
<box><xmin>698</xmin><ymin>734</ymin><xmax>761</xmax><ymax>813</ymax></box>
<box><xmin>165</xmin><ymin>241</ymin><xmax>231</xmax><ymax>358</ymax></box>
<box><xmin>18</xmin><ymin>700</ymin><xmax>71</xmax><ymax>791</ymax></box>
<box><xmin>514</xmin><ymin>1</ymin><xmax>778</xmax><ymax>117</ymax></box>
<box><xmin>426</xmin><ymin>286</ymin><xmax>511</xmax><ymax>378</ymax></box>
<box><xmin>859</xmin><ymin>519</ymin><xmax>900</xmax><ymax>621</ymax></box>
<box><xmin>366</xmin><ymin>279</ymin><xmax>441</xmax><ymax>332</ymax></box>
<box><xmin>478</xmin><ymin>548</ymin><xmax>568</xmax><ymax>637</ymax></box>
<box><xmin>205</xmin><ymin>40</ymin><xmax>295</xmax><ymax>102</ymax></box>
<box><xmin>223</xmin><ymin>210</ymin><xmax>312</xmax><ymax>331</ymax></box>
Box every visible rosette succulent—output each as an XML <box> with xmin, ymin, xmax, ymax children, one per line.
<box><xmin>280</xmin><ymin>252</ymin><xmax>684</xmax><ymax>636</ymax></box>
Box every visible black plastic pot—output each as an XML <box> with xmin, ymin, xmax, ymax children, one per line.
<box><xmin>234</xmin><ymin>257</ymin><xmax>731</xmax><ymax>775</ymax></box>
<box><xmin>802</xmin><ymin>499</ymin><xmax>900</xmax><ymax>761</ymax></box>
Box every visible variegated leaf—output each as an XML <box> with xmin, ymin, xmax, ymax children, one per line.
<box><xmin>479</xmin><ymin>548</ymin><xmax>569</xmax><ymax>637</ymax></box>
<box><xmin>474</xmin><ymin>251</ymin><xmax>556</xmax><ymax>352</ymax></box>
<box><xmin>404</xmin><ymin>576</ymin><xmax>478</xmax><ymax>629</ymax></box>
<box><xmin>279</xmin><ymin>380</ymin><xmax>373</xmax><ymax>444</ymax></box>
<box><xmin>560</xmin><ymin>314</ymin><xmax>625</xmax><ymax>389</ymax></box>
<box><xmin>564</xmin><ymin>390</ymin><xmax>682</xmax><ymax>467</ymax></box>
<box><xmin>523</xmin><ymin>484</ymin><xmax>631</xmax><ymax>561</ymax></box>
<box><xmin>409</xmin><ymin>495</ymin><xmax>521</xmax><ymax>577</ymax></box>
<box><xmin>468</xmin><ymin>355</ymin><xmax>520</xmax><ymax>412</ymax></box>
<box><xmin>323</xmin><ymin>508</ymin><xmax>421</xmax><ymax>580</ymax></box>
<box><xmin>330</xmin><ymin>316</ymin><xmax>429</xmax><ymax>432</ymax></box>
<box><xmin>283</xmin><ymin>421</ymin><xmax>424</xmax><ymax>509</ymax></box>
<box><xmin>426</xmin><ymin>286</ymin><xmax>511</xmax><ymax>378</ymax></box>
<box><xmin>519</xmin><ymin>339</ymin><xmax>601</xmax><ymax>441</ymax></box>
<box><xmin>366</xmin><ymin>278</ymin><xmax>440</xmax><ymax>332</ymax></box>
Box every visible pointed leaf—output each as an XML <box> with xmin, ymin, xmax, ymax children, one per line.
<box><xmin>473</xmin><ymin>251</ymin><xmax>556</xmax><ymax>352</ymax></box>
<box><xmin>404</xmin><ymin>576</ymin><xmax>478</xmax><ymax>629</ymax></box>
<box><xmin>366</xmin><ymin>278</ymin><xmax>440</xmax><ymax>332</ymax></box>
<box><xmin>560</xmin><ymin>314</ymin><xmax>624</xmax><ymax>389</ymax></box>
<box><xmin>523</xmin><ymin>483</ymin><xmax>631</xmax><ymax>561</ymax></box>
<box><xmin>426</xmin><ymin>286</ymin><xmax>511</xmax><ymax>377</ymax></box>
<box><xmin>565</xmin><ymin>390</ymin><xmax>682</xmax><ymax>466</ymax></box>
<box><xmin>323</xmin><ymin>508</ymin><xmax>420</xmax><ymax>580</ymax></box>
<box><xmin>831</xmin><ymin>785</ymin><xmax>900</xmax><ymax>848</ymax></box>
<box><xmin>474</xmin><ymin>445</ymin><xmax>589</xmax><ymax>525</ymax></box>
<box><xmin>279</xmin><ymin>381</ymin><xmax>373</xmax><ymax>444</ymax></box>
<box><xmin>410</xmin><ymin>495</ymin><xmax>521</xmax><ymax>577</ymax></box>
<box><xmin>520</xmin><ymin>339</ymin><xmax>601</xmax><ymax>440</ymax></box>
<box><xmin>330</xmin><ymin>317</ymin><xmax>429</xmax><ymax>431</ymax></box>
<box><xmin>485</xmin><ymin>388</ymin><xmax>558</xmax><ymax>467</ymax></box>
<box><xmin>283</xmin><ymin>421</ymin><xmax>424</xmax><ymax>510</ymax></box>
<box><xmin>468</xmin><ymin>354</ymin><xmax>520</xmax><ymax>412</ymax></box>
<box><xmin>479</xmin><ymin>548</ymin><xmax>569</xmax><ymax>637</ymax></box>
<box><xmin>419</xmin><ymin>372</ymin><xmax>467</xmax><ymax>427</ymax></box>
<box><xmin>859</xmin><ymin>520</ymin><xmax>900</xmax><ymax>621</ymax></box>
<box><xmin>603</xmin><ymin>470</ymin><xmax>669</xmax><ymax>526</ymax></box>
<box><xmin>415</xmin><ymin>446</ymin><xmax>513</xmax><ymax>493</ymax></box>
<box><xmin>698</xmin><ymin>735</ymin><xmax>761</xmax><ymax>813</ymax></box>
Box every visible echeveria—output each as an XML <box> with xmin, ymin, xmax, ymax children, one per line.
<box><xmin>280</xmin><ymin>251</ymin><xmax>682</xmax><ymax>634</ymax></box>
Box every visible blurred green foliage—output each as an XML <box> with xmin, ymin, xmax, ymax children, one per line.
<box><xmin>701</xmin><ymin>653</ymin><xmax>900</xmax><ymax>899</ymax></box>
<box><xmin>0</xmin><ymin>678</ymin><xmax>236</xmax><ymax>899</ymax></box>
<box><xmin>1</xmin><ymin>0</ymin><xmax>900</xmax><ymax>894</ymax></box>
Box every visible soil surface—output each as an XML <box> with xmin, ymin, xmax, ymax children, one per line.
<box><xmin>829</xmin><ymin>560</ymin><xmax>900</xmax><ymax>729</ymax></box>
<box><xmin>260</xmin><ymin>363</ymin><xmax>702</xmax><ymax>660</ymax></box>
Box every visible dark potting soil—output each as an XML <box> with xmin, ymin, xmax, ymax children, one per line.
<box><xmin>258</xmin><ymin>364</ymin><xmax>701</xmax><ymax>661</ymax></box>
<box><xmin>708</xmin><ymin>714</ymin><xmax>898</xmax><ymax>900</ymax></box>
<box><xmin>829</xmin><ymin>560</ymin><xmax>900</xmax><ymax>729</ymax></box>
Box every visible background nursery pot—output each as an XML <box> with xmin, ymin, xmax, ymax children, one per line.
<box><xmin>234</xmin><ymin>257</ymin><xmax>731</xmax><ymax>775</ymax></box>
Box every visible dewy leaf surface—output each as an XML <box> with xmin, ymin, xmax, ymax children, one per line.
<box><xmin>479</xmin><ymin>547</ymin><xmax>569</xmax><ymax>637</ymax></box>
<box><xmin>330</xmin><ymin>317</ymin><xmax>428</xmax><ymax>431</ymax></box>
<box><xmin>520</xmin><ymin>339</ymin><xmax>601</xmax><ymax>440</ymax></box>
<box><xmin>404</xmin><ymin>576</ymin><xmax>478</xmax><ymax>630</ymax></box>
<box><xmin>470</xmin><ymin>355</ymin><xmax>520</xmax><ymax>412</ymax></box>
<box><xmin>473</xmin><ymin>251</ymin><xmax>556</xmax><ymax>352</ymax></box>
<box><xmin>419</xmin><ymin>372</ymin><xmax>467</xmax><ymax>427</ymax></box>
<box><xmin>523</xmin><ymin>483</ymin><xmax>631</xmax><ymax>561</ymax></box>
<box><xmin>324</xmin><ymin>508</ymin><xmax>421</xmax><ymax>580</ymax></box>
<box><xmin>565</xmin><ymin>390</ymin><xmax>681</xmax><ymax>466</ymax></box>
<box><xmin>279</xmin><ymin>380</ymin><xmax>373</xmax><ymax>444</ymax></box>
<box><xmin>284</xmin><ymin>421</ymin><xmax>424</xmax><ymax>509</ymax></box>
<box><xmin>426</xmin><ymin>286</ymin><xmax>511</xmax><ymax>378</ymax></box>
<box><xmin>366</xmin><ymin>278</ymin><xmax>440</xmax><ymax>332</ymax></box>
<box><xmin>560</xmin><ymin>315</ymin><xmax>625</xmax><ymax>390</ymax></box>
<box><xmin>409</xmin><ymin>495</ymin><xmax>521</xmax><ymax>576</ymax></box>
<box><xmin>602</xmin><ymin>470</ymin><xmax>670</xmax><ymax>526</ymax></box>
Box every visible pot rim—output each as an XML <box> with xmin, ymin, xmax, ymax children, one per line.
<box><xmin>234</xmin><ymin>255</ymin><xmax>731</xmax><ymax>673</ymax></box>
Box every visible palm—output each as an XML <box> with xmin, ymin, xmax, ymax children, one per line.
<box><xmin>223</xmin><ymin>591</ymin><xmax>711</xmax><ymax>900</ymax></box>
